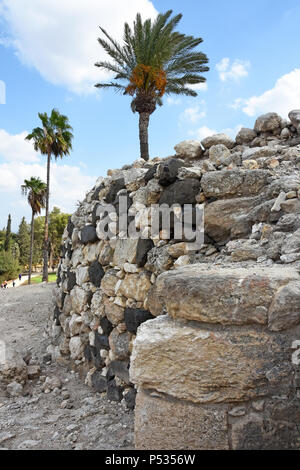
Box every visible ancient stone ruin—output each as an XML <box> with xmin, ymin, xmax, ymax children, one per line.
<box><xmin>51</xmin><ymin>110</ymin><xmax>300</xmax><ymax>449</ymax></box>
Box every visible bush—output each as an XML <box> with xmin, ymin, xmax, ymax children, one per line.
<box><xmin>0</xmin><ymin>250</ymin><xmax>20</xmax><ymax>283</ymax></box>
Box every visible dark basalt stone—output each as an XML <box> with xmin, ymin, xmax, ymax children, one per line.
<box><xmin>105</xmin><ymin>178</ymin><xmax>125</xmax><ymax>204</ymax></box>
<box><xmin>53</xmin><ymin>306</ymin><xmax>61</xmax><ymax>326</ymax></box>
<box><xmin>100</xmin><ymin>316</ymin><xmax>113</xmax><ymax>336</ymax></box>
<box><xmin>107</xmin><ymin>379</ymin><xmax>124</xmax><ymax>402</ymax></box>
<box><xmin>124</xmin><ymin>308</ymin><xmax>154</xmax><ymax>334</ymax></box>
<box><xmin>91</xmin><ymin>370</ymin><xmax>107</xmax><ymax>393</ymax></box>
<box><xmin>56</xmin><ymin>265</ymin><xmax>61</xmax><ymax>286</ymax></box>
<box><xmin>136</xmin><ymin>238</ymin><xmax>155</xmax><ymax>267</ymax></box>
<box><xmin>159</xmin><ymin>178</ymin><xmax>201</xmax><ymax>206</ymax></box>
<box><xmin>67</xmin><ymin>269</ymin><xmax>77</xmax><ymax>292</ymax></box>
<box><xmin>67</xmin><ymin>218</ymin><xmax>74</xmax><ymax>238</ymax></box>
<box><xmin>94</xmin><ymin>331</ymin><xmax>109</xmax><ymax>351</ymax></box>
<box><xmin>88</xmin><ymin>261</ymin><xmax>105</xmax><ymax>287</ymax></box>
<box><xmin>157</xmin><ymin>159</ymin><xmax>187</xmax><ymax>187</ymax></box>
<box><xmin>91</xmin><ymin>182</ymin><xmax>105</xmax><ymax>201</ymax></box>
<box><xmin>107</xmin><ymin>360</ymin><xmax>130</xmax><ymax>385</ymax></box>
<box><xmin>80</xmin><ymin>225</ymin><xmax>98</xmax><ymax>244</ymax></box>
<box><xmin>144</xmin><ymin>164</ymin><xmax>158</xmax><ymax>183</ymax></box>
<box><xmin>60</xmin><ymin>244</ymin><xmax>67</xmax><ymax>258</ymax></box>
<box><xmin>124</xmin><ymin>388</ymin><xmax>137</xmax><ymax>410</ymax></box>
<box><xmin>84</xmin><ymin>344</ymin><xmax>105</xmax><ymax>370</ymax></box>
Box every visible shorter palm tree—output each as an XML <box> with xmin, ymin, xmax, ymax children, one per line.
<box><xmin>21</xmin><ymin>177</ymin><xmax>47</xmax><ymax>285</ymax></box>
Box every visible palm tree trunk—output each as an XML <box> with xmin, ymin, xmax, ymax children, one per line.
<box><xmin>28</xmin><ymin>210</ymin><xmax>34</xmax><ymax>285</ymax></box>
<box><xmin>43</xmin><ymin>151</ymin><xmax>51</xmax><ymax>282</ymax></box>
<box><xmin>139</xmin><ymin>112</ymin><xmax>150</xmax><ymax>161</ymax></box>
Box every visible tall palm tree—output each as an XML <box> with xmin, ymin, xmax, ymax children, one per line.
<box><xmin>25</xmin><ymin>109</ymin><xmax>73</xmax><ymax>282</ymax></box>
<box><xmin>95</xmin><ymin>10</ymin><xmax>209</xmax><ymax>161</ymax></box>
<box><xmin>21</xmin><ymin>177</ymin><xmax>47</xmax><ymax>285</ymax></box>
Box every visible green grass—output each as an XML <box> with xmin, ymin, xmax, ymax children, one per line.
<box><xmin>24</xmin><ymin>273</ymin><xmax>57</xmax><ymax>284</ymax></box>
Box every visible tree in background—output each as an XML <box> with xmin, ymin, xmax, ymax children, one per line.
<box><xmin>17</xmin><ymin>217</ymin><xmax>31</xmax><ymax>268</ymax></box>
<box><xmin>21</xmin><ymin>177</ymin><xmax>47</xmax><ymax>285</ymax></box>
<box><xmin>4</xmin><ymin>214</ymin><xmax>12</xmax><ymax>252</ymax></box>
<box><xmin>49</xmin><ymin>207</ymin><xmax>70</xmax><ymax>268</ymax></box>
<box><xmin>95</xmin><ymin>10</ymin><xmax>209</xmax><ymax>160</ymax></box>
<box><xmin>0</xmin><ymin>251</ymin><xmax>20</xmax><ymax>284</ymax></box>
<box><xmin>25</xmin><ymin>109</ymin><xmax>73</xmax><ymax>282</ymax></box>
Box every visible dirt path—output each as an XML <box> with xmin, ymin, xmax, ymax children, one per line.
<box><xmin>0</xmin><ymin>283</ymin><xmax>134</xmax><ymax>450</ymax></box>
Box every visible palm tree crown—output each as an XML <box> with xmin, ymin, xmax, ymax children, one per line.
<box><xmin>25</xmin><ymin>108</ymin><xmax>73</xmax><ymax>159</ymax></box>
<box><xmin>21</xmin><ymin>177</ymin><xmax>47</xmax><ymax>215</ymax></box>
<box><xmin>95</xmin><ymin>10</ymin><xmax>209</xmax><ymax>160</ymax></box>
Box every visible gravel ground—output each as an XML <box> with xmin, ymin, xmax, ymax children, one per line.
<box><xmin>0</xmin><ymin>283</ymin><xmax>134</xmax><ymax>450</ymax></box>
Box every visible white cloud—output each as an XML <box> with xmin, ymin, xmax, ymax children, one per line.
<box><xmin>190</xmin><ymin>123</ymin><xmax>243</xmax><ymax>141</ymax></box>
<box><xmin>235</xmin><ymin>69</ymin><xmax>300</xmax><ymax>117</ymax></box>
<box><xmin>0</xmin><ymin>129</ymin><xmax>39</xmax><ymax>162</ymax></box>
<box><xmin>1</xmin><ymin>0</ymin><xmax>157</xmax><ymax>94</ymax></box>
<box><xmin>191</xmin><ymin>126</ymin><xmax>217</xmax><ymax>141</ymax></box>
<box><xmin>190</xmin><ymin>82</ymin><xmax>208</xmax><ymax>92</ymax></box>
<box><xmin>216</xmin><ymin>58</ymin><xmax>250</xmax><ymax>82</ymax></box>
<box><xmin>181</xmin><ymin>101</ymin><xmax>206</xmax><ymax>123</ymax></box>
<box><xmin>166</xmin><ymin>96</ymin><xmax>181</xmax><ymax>106</ymax></box>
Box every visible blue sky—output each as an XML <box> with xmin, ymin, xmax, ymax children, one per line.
<box><xmin>0</xmin><ymin>0</ymin><xmax>300</xmax><ymax>230</ymax></box>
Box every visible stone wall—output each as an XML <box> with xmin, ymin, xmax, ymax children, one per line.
<box><xmin>51</xmin><ymin>110</ymin><xmax>300</xmax><ymax>443</ymax></box>
<box><xmin>130</xmin><ymin>265</ymin><xmax>300</xmax><ymax>449</ymax></box>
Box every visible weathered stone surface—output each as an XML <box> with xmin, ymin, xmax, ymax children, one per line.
<box><xmin>107</xmin><ymin>379</ymin><xmax>123</xmax><ymax>402</ymax></box>
<box><xmin>80</xmin><ymin>225</ymin><xmax>98</xmax><ymax>244</ymax></box>
<box><xmin>103</xmin><ymin>297</ymin><xmax>124</xmax><ymax>325</ymax></box>
<box><xmin>130</xmin><ymin>315</ymin><xmax>293</xmax><ymax>404</ymax></box>
<box><xmin>124</xmin><ymin>308</ymin><xmax>154</xmax><ymax>334</ymax></box>
<box><xmin>268</xmin><ymin>280</ymin><xmax>300</xmax><ymax>331</ymax></box>
<box><xmin>281</xmin><ymin>228</ymin><xmax>300</xmax><ymax>254</ymax></box>
<box><xmin>208</xmin><ymin>144</ymin><xmax>231</xmax><ymax>166</ymax></box>
<box><xmin>174</xmin><ymin>140</ymin><xmax>203</xmax><ymax>159</ymax></box>
<box><xmin>159</xmin><ymin>178</ymin><xmax>201</xmax><ymax>205</ymax></box>
<box><xmin>100</xmin><ymin>316</ymin><xmax>113</xmax><ymax>336</ymax></box>
<box><xmin>0</xmin><ymin>346</ymin><xmax>27</xmax><ymax>385</ymax></box>
<box><xmin>105</xmin><ymin>177</ymin><xmax>125</xmax><ymax>203</ymax></box>
<box><xmin>242</xmin><ymin>146</ymin><xmax>275</xmax><ymax>161</ymax></box>
<box><xmin>236</xmin><ymin>127</ymin><xmax>257</xmax><ymax>144</ymax></box>
<box><xmin>101</xmin><ymin>269</ymin><xmax>119</xmax><ymax>297</ymax></box>
<box><xmin>201</xmin><ymin>170</ymin><xmax>269</xmax><ymax>198</ymax></box>
<box><xmin>288</xmin><ymin>109</ymin><xmax>300</xmax><ymax>129</ymax></box>
<box><xmin>145</xmin><ymin>246</ymin><xmax>173</xmax><ymax>275</ymax></box>
<box><xmin>226</xmin><ymin>239</ymin><xmax>264</xmax><ymax>261</ymax></box>
<box><xmin>254</xmin><ymin>112</ymin><xmax>282</xmax><ymax>133</ymax></box>
<box><xmin>109</xmin><ymin>328</ymin><xmax>131</xmax><ymax>360</ymax></box>
<box><xmin>94</xmin><ymin>331</ymin><xmax>109</xmax><ymax>351</ymax></box>
<box><xmin>113</xmin><ymin>239</ymin><xmax>139</xmax><ymax>266</ymax></box>
<box><xmin>157</xmin><ymin>159</ymin><xmax>186</xmax><ymax>186</ymax></box>
<box><xmin>76</xmin><ymin>266</ymin><xmax>89</xmax><ymax>286</ymax></box>
<box><xmin>201</xmin><ymin>133</ymin><xmax>235</xmax><ymax>149</ymax></box>
<box><xmin>69</xmin><ymin>336</ymin><xmax>83</xmax><ymax>359</ymax></box>
<box><xmin>149</xmin><ymin>265</ymin><xmax>299</xmax><ymax>325</ymax></box>
<box><xmin>91</xmin><ymin>370</ymin><xmax>107</xmax><ymax>392</ymax></box>
<box><xmin>88</xmin><ymin>261</ymin><xmax>104</xmax><ymax>287</ymax></box>
<box><xmin>67</xmin><ymin>270</ymin><xmax>77</xmax><ymax>292</ymax></box>
<box><xmin>70</xmin><ymin>286</ymin><xmax>90</xmax><ymax>314</ymax></box>
<box><xmin>134</xmin><ymin>389</ymin><xmax>229</xmax><ymax>450</ymax></box>
<box><xmin>204</xmin><ymin>196</ymin><xmax>261</xmax><ymax>243</ymax></box>
<box><xmin>124</xmin><ymin>388</ymin><xmax>136</xmax><ymax>410</ymax></box>
<box><xmin>6</xmin><ymin>381</ymin><xmax>23</xmax><ymax>397</ymax></box>
<box><xmin>136</xmin><ymin>239</ymin><xmax>155</xmax><ymax>267</ymax></box>
<box><xmin>107</xmin><ymin>360</ymin><xmax>130</xmax><ymax>384</ymax></box>
<box><xmin>118</xmin><ymin>272</ymin><xmax>151</xmax><ymax>302</ymax></box>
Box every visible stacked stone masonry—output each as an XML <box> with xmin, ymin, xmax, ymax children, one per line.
<box><xmin>52</xmin><ymin>110</ymin><xmax>300</xmax><ymax>448</ymax></box>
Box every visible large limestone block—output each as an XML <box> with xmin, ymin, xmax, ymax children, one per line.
<box><xmin>201</xmin><ymin>133</ymin><xmax>235</xmax><ymax>149</ymax></box>
<box><xmin>118</xmin><ymin>272</ymin><xmax>151</xmax><ymax>302</ymax></box>
<box><xmin>134</xmin><ymin>389</ymin><xmax>229</xmax><ymax>450</ymax></box>
<box><xmin>254</xmin><ymin>112</ymin><xmax>282</xmax><ymax>133</ymax></box>
<box><xmin>70</xmin><ymin>285</ymin><xmax>90</xmax><ymax>314</ymax></box>
<box><xmin>174</xmin><ymin>140</ymin><xmax>203</xmax><ymax>159</ymax></box>
<box><xmin>0</xmin><ymin>346</ymin><xmax>28</xmax><ymax>385</ymax></box>
<box><xmin>130</xmin><ymin>315</ymin><xmax>292</xmax><ymax>404</ymax></box>
<box><xmin>268</xmin><ymin>280</ymin><xmax>300</xmax><ymax>331</ymax></box>
<box><xmin>148</xmin><ymin>265</ymin><xmax>299</xmax><ymax>325</ymax></box>
<box><xmin>201</xmin><ymin>170</ymin><xmax>269</xmax><ymax>198</ymax></box>
<box><xmin>204</xmin><ymin>196</ymin><xmax>261</xmax><ymax>243</ymax></box>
